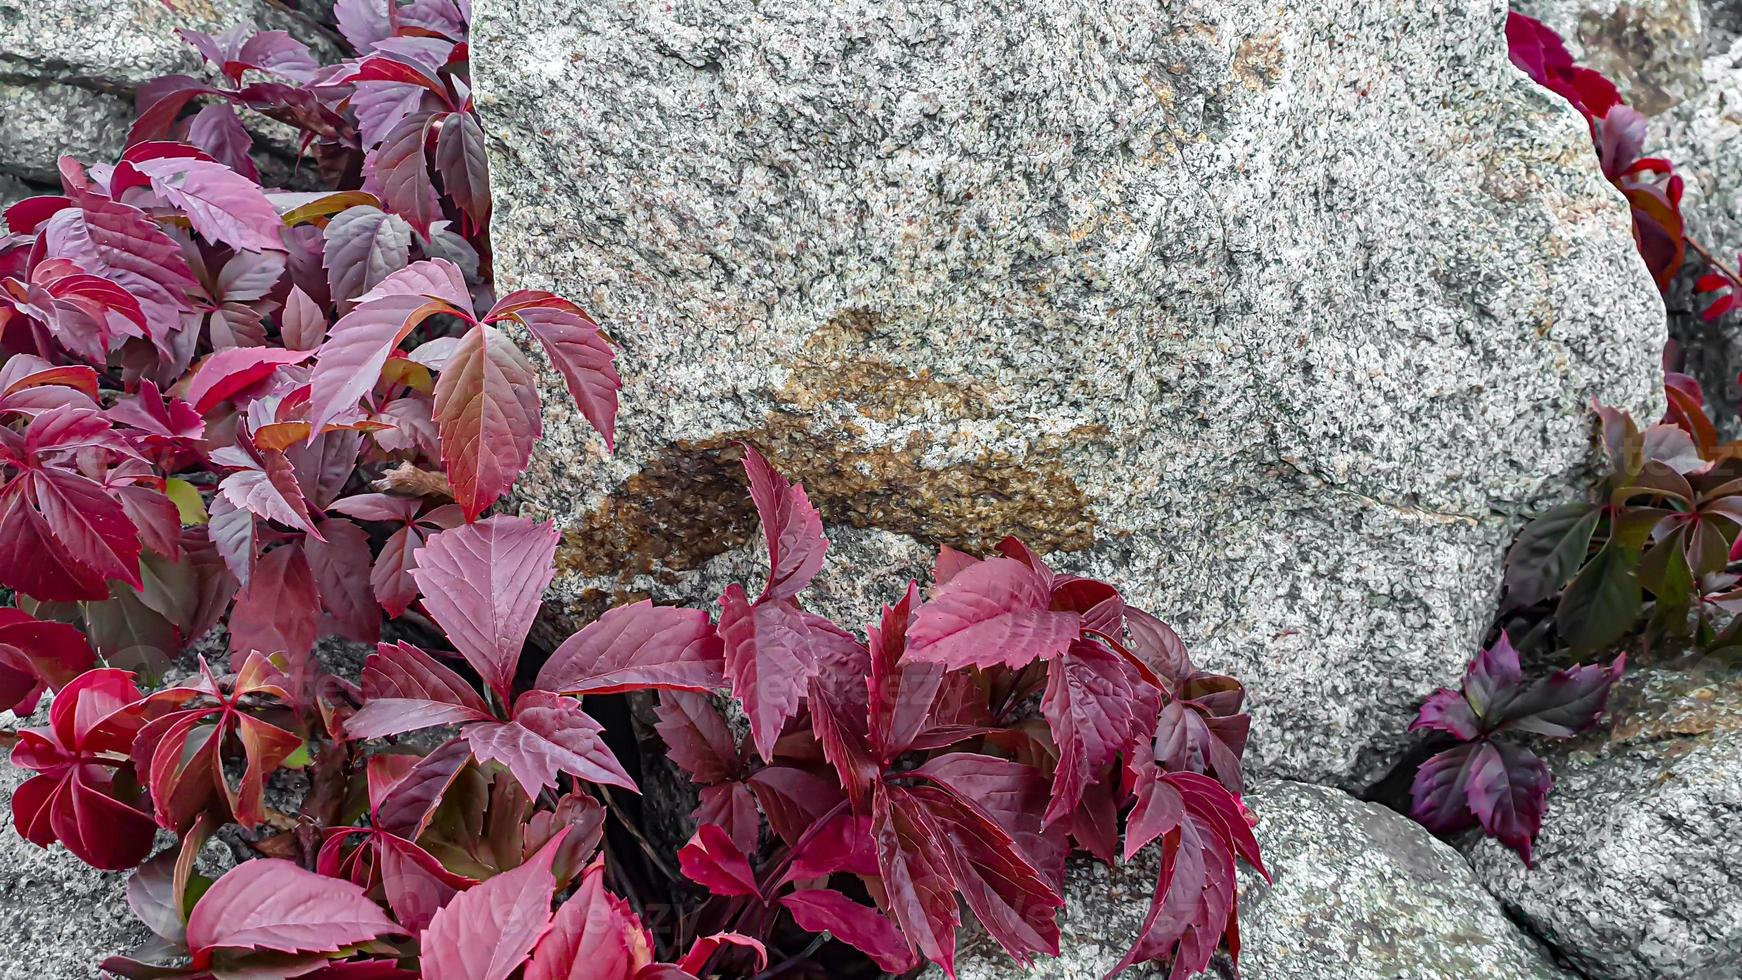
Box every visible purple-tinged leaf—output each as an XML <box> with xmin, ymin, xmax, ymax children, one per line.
<box><xmin>130</xmin><ymin>155</ymin><xmax>283</xmax><ymax>252</ymax></box>
<box><xmin>719</xmin><ymin>584</ymin><xmax>819</xmax><ymax>761</ymax></box>
<box><xmin>677</xmin><ymin>823</ymin><xmax>760</xmax><ymax>898</ymax></box>
<box><xmin>485</xmin><ymin>291</ymin><xmax>618</xmax><ymax>450</ymax></box>
<box><xmin>463</xmin><ymin>692</ymin><xmax>635</xmax><ymax>797</ymax></box>
<box><xmin>1466</xmin><ymin>740</ymin><xmax>1551</xmax><ymax>866</ymax></box>
<box><xmin>536</xmin><ymin>601</ymin><xmax>723</xmax><ymax>696</ymax></box>
<box><xmin>432</xmin><ymin>323</ymin><xmax>542</xmax><ymax>521</ymax></box>
<box><xmin>435</xmin><ymin>110</ymin><xmax>490</xmax><ymax>226</ymax></box>
<box><xmin>184</xmin><ymin>859</ymin><xmax>400</xmax><ymax>957</ymax></box>
<box><xmin>1409</xmin><ymin>741</ymin><xmax>1480</xmax><ymax>837</ymax></box>
<box><xmin>421</xmin><ymin>829</ymin><xmax>567</xmax><ymax>980</ymax></box>
<box><xmin>186</xmin><ymin>103</ymin><xmax>258</xmax><ymax>182</ymax></box>
<box><xmin>346</xmin><ymin>641</ymin><xmax>495</xmax><ymax>738</ymax></box>
<box><xmin>907</xmin><ymin>557</ymin><xmax>1080</xmax><ymax>670</ymax></box>
<box><xmin>409</xmin><ymin>516</ymin><xmax>557</xmax><ymax>703</ymax></box>
<box><xmin>780</xmin><ymin>890</ymin><xmax>915</xmax><ymax>974</ymax></box>
<box><xmin>323</xmin><ymin>205</ymin><xmax>412</xmax><ymax>312</ymax></box>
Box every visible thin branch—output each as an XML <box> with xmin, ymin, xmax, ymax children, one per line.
<box><xmin>594</xmin><ymin>783</ymin><xmax>682</xmax><ymax>883</ymax></box>
<box><xmin>1686</xmin><ymin>234</ymin><xmax>1742</xmax><ymax>287</ymax></box>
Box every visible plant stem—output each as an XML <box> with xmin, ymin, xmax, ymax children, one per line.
<box><xmin>1685</xmin><ymin>234</ymin><xmax>1742</xmax><ymax>287</ymax></box>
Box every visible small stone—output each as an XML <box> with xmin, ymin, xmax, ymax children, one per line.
<box><xmin>1464</xmin><ymin>655</ymin><xmax>1742</xmax><ymax>980</ymax></box>
<box><xmin>932</xmin><ymin>780</ymin><xmax>1572</xmax><ymax>979</ymax></box>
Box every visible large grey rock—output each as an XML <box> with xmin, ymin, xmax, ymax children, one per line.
<box><xmin>1464</xmin><ymin>655</ymin><xmax>1742</xmax><ymax>980</ymax></box>
<box><xmin>474</xmin><ymin>0</ymin><xmax>1665</xmax><ymax>786</ymax></box>
<box><xmin>0</xmin><ymin>0</ymin><xmax>340</xmax><ymax>181</ymax></box>
<box><xmin>0</xmin><ymin>706</ymin><xmax>152</xmax><ymax>980</ymax></box>
<box><xmin>932</xmin><ymin>780</ymin><xmax>1571</xmax><ymax>979</ymax></box>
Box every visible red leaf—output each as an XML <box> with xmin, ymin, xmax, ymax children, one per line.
<box><xmin>373</xmin><ymin>736</ymin><xmax>472</xmax><ymax>838</ymax></box>
<box><xmin>129</xmin><ymin>155</ymin><xmax>284</xmax><ymax>252</ymax></box>
<box><xmin>346</xmin><ymin>641</ymin><xmax>495</xmax><ymax>738</ymax></box>
<box><xmin>697</xmin><ymin>782</ymin><xmax>761</xmax><ymax>858</ymax></box>
<box><xmin>872</xmin><ymin>783</ymin><xmax>957</xmax><ymax>974</ymax></box>
<box><xmin>228</xmin><ymin>544</ymin><xmax>319</xmax><ymax>666</ymax></box>
<box><xmin>463</xmin><ymin>691</ymin><xmax>635</xmax><ymax>796</ymax></box>
<box><xmin>780</xmin><ymin>889</ymin><xmax>916</xmax><ymax>974</ymax></box>
<box><xmin>370</xmin><ymin>523</ymin><xmax>424</xmax><ymax>617</ymax></box>
<box><xmin>653</xmin><ymin>690</ymin><xmax>744</xmax><ymax>784</ymax></box>
<box><xmin>783</xmin><ymin>810</ymin><xmax>876</xmax><ymax>880</ymax></box>
<box><xmin>675</xmin><ymin>933</ymin><xmax>768</xmax><ymax>976</ymax></box>
<box><xmin>535</xmin><ymin>600</ymin><xmax>723</xmax><ymax>695</ymax></box>
<box><xmin>910</xmin><ymin>784</ymin><xmax>1061</xmax><ymax>963</ymax></box>
<box><xmin>421</xmin><ymin>829</ymin><xmax>567</xmax><ymax>980</ymax></box>
<box><xmin>1114</xmin><ymin>771</ymin><xmax>1264</xmax><ymax>979</ymax></box>
<box><xmin>907</xmin><ymin>557</ymin><xmax>1080</xmax><ymax>670</ymax></box>
<box><xmin>39</xmin><ymin>195</ymin><xmax>197</xmax><ymax>338</ymax></box>
<box><xmin>182</xmin><ymin>346</ymin><xmax>315</xmax><ymax>415</ymax></box>
<box><xmin>435</xmin><ymin>110</ymin><xmax>491</xmax><ymax>227</ymax></box>
<box><xmin>307</xmin><ymin>290</ymin><xmax>460</xmax><ymax>438</ymax></box>
<box><xmin>0</xmin><ymin>607</ymin><xmax>94</xmax><ymax>705</ymax></box>
<box><xmin>323</xmin><ymin>205</ymin><xmax>412</xmax><ymax>312</ymax></box>
<box><xmin>184</xmin><ymin>859</ymin><xmax>400</xmax><ymax>957</ymax></box>
<box><xmin>526</xmin><ymin>861</ymin><xmax>655</xmax><ymax>980</ymax></box>
<box><xmin>486</xmin><ymin>291</ymin><xmax>619</xmax><ymax>449</ymax></box>
<box><xmin>377</xmin><ymin>833</ymin><xmax>473</xmax><ymax>932</ymax></box>
<box><xmin>718</xmin><ymin>584</ymin><xmax>818</xmax><ymax>761</ymax></box>
<box><xmin>0</xmin><ymin>481</ymin><xmax>106</xmax><ymax>600</ymax></box>
<box><xmin>909</xmin><ymin>753</ymin><xmax>1066</xmax><ymax>892</ymax></box>
<box><xmin>30</xmin><ymin>466</ymin><xmax>143</xmax><ymax>590</ymax></box>
<box><xmin>306</xmin><ymin>516</ymin><xmax>382</xmax><ymax>644</ymax></box>
<box><xmin>747</xmin><ymin>765</ymin><xmax>847</xmax><ymax>850</ymax></box>
<box><xmin>677</xmin><ymin>823</ymin><xmax>760</xmax><ymax>898</ymax></box>
<box><xmin>739</xmin><ymin>444</ymin><xmax>827</xmax><ymax>602</ymax></box>
<box><xmin>1040</xmin><ymin>639</ymin><xmax>1143</xmax><ymax>825</ymax></box>
<box><xmin>409</xmin><ymin>515</ymin><xmax>557</xmax><ymax>703</ymax></box>
<box><xmin>370</xmin><ymin>112</ymin><xmax>441</xmax><ymax>236</ymax></box>
<box><xmin>432</xmin><ymin>323</ymin><xmax>543</xmax><ymax>520</ymax></box>
<box><xmin>218</xmin><ymin>448</ymin><xmax>319</xmax><ymax>535</ymax></box>
<box><xmin>867</xmin><ymin>582</ymin><xmax>945</xmax><ymax>760</ymax></box>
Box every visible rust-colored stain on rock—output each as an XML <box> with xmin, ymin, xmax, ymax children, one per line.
<box><xmin>558</xmin><ymin>308</ymin><xmax>1098</xmax><ymax>582</ymax></box>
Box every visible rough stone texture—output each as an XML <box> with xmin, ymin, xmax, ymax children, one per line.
<box><xmin>475</xmin><ymin>0</ymin><xmax>1665</xmax><ymax>787</ymax></box>
<box><xmin>0</xmin><ymin>80</ymin><xmax>136</xmax><ymax>185</ymax></box>
<box><xmin>1464</xmin><ymin>655</ymin><xmax>1742</xmax><ymax>980</ymax></box>
<box><xmin>0</xmin><ymin>0</ymin><xmax>340</xmax><ymax>183</ymax></box>
<box><xmin>931</xmin><ymin>780</ymin><xmax>1571</xmax><ymax>979</ymax></box>
<box><xmin>0</xmin><ymin>171</ymin><xmax>40</xmax><ymax>211</ymax></box>
<box><xmin>0</xmin><ymin>704</ymin><xmax>153</xmax><ymax>979</ymax></box>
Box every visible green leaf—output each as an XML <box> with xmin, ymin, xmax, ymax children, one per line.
<box><xmin>1502</xmin><ymin>503</ymin><xmax>1600</xmax><ymax>611</ymax></box>
<box><xmin>1556</xmin><ymin>542</ymin><xmax>1643</xmax><ymax>656</ymax></box>
<box><xmin>166</xmin><ymin>478</ymin><xmax>208</xmax><ymax>526</ymax></box>
<box><xmin>280</xmin><ymin>742</ymin><xmax>313</xmax><ymax>770</ymax></box>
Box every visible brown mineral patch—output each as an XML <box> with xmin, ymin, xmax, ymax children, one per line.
<box><xmin>1574</xmin><ymin>2</ymin><xmax>1701</xmax><ymax>117</ymax></box>
<box><xmin>557</xmin><ymin>308</ymin><xmax>1099</xmax><ymax>583</ymax></box>
<box><xmin>1232</xmin><ymin>31</ymin><xmax>1285</xmax><ymax>91</ymax></box>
